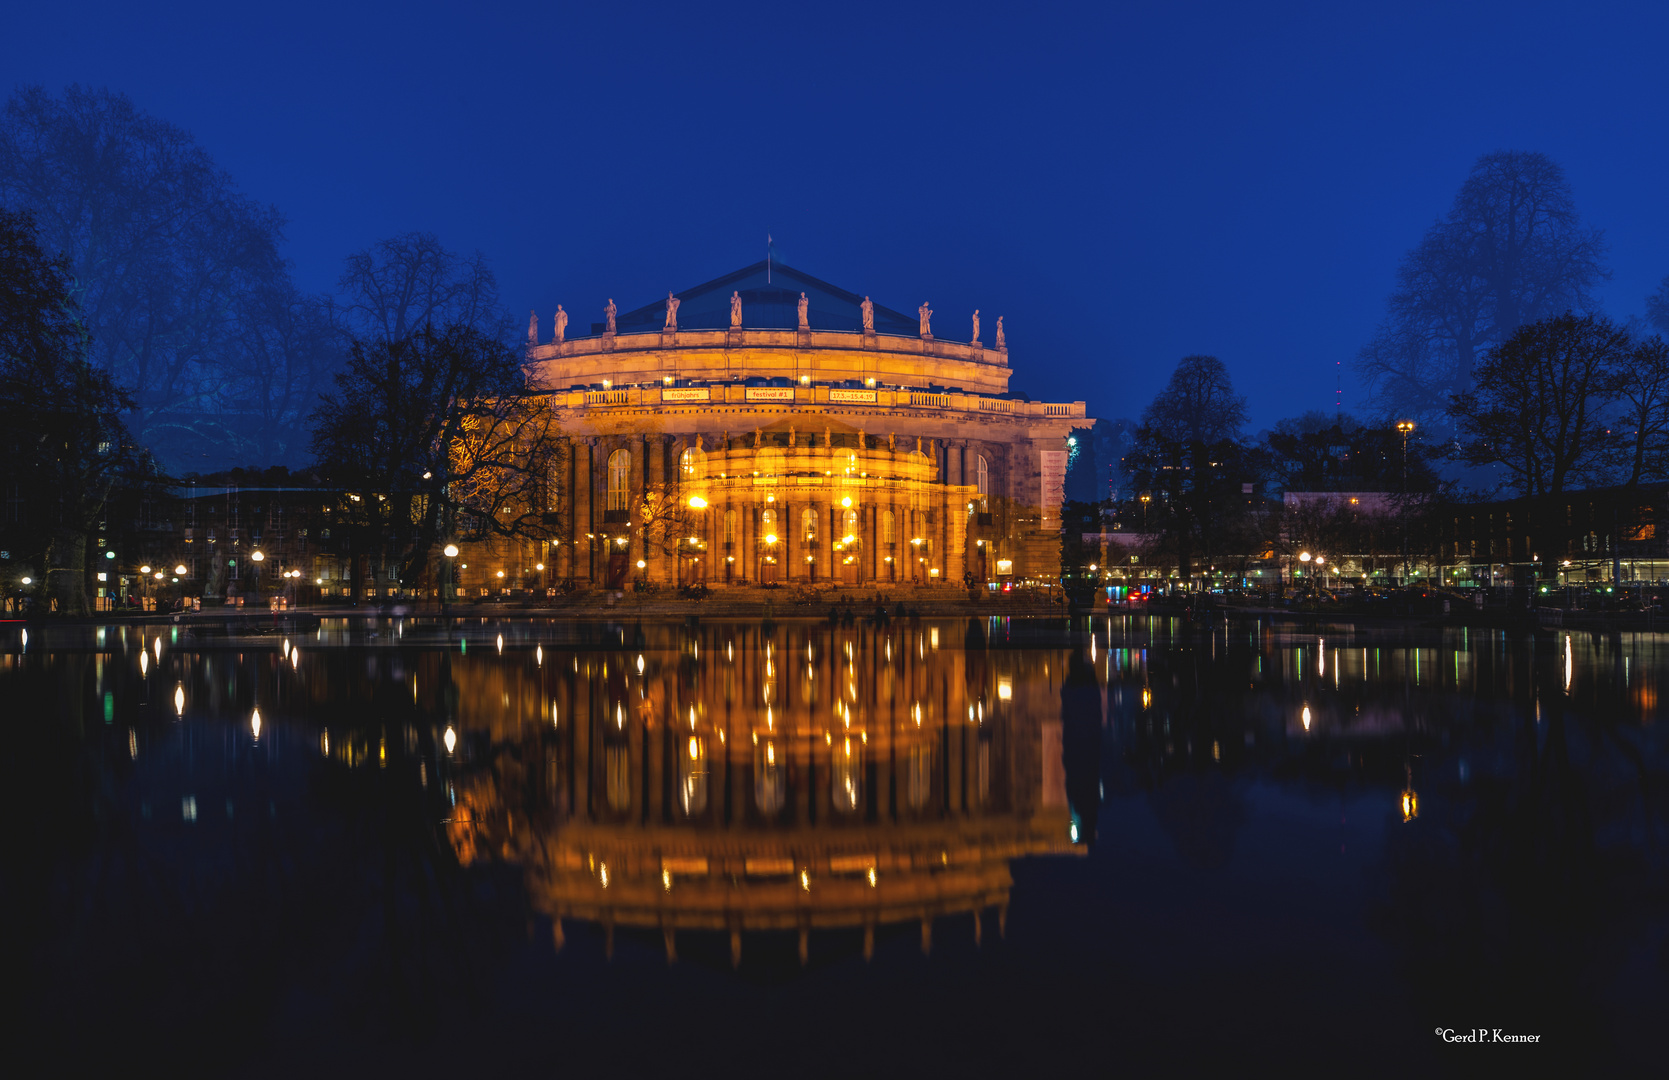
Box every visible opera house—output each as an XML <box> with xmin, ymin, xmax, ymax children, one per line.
<box><xmin>524</xmin><ymin>262</ymin><xmax>1088</xmax><ymax>590</ymax></box>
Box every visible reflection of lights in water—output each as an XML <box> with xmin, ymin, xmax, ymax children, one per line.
<box><xmin>1302</xmin><ymin>705</ymin><xmax>1311</xmax><ymax>731</ymax></box>
<box><xmin>19</xmin><ymin>629</ymin><xmax>25</xmax><ymax>651</ymax></box>
<box><xmin>1401</xmin><ymin>789</ymin><xmax>1418</xmax><ymax>822</ymax></box>
<box><xmin>322</xmin><ymin>729</ymin><xmax>330</xmax><ymax>755</ymax></box>
<box><xmin>291</xmin><ymin>647</ymin><xmax>299</xmax><ymax>669</ymax></box>
<box><xmin>536</xmin><ymin>645</ymin><xmax>542</xmax><ymax>666</ymax></box>
<box><xmin>182</xmin><ymin>796</ymin><xmax>196</xmax><ymax>822</ymax></box>
<box><xmin>251</xmin><ymin>708</ymin><xmax>261</xmax><ymax>739</ymax></box>
<box><xmin>1070</xmin><ymin>821</ymin><xmax>1078</xmax><ymax>842</ymax></box>
<box><xmin>140</xmin><ymin>651</ymin><xmax>148</xmax><ymax>676</ymax></box>
<box><xmin>173</xmin><ymin>685</ymin><xmax>185</xmax><ymax>717</ymax></box>
<box><xmin>615</xmin><ymin>703</ymin><xmax>625</xmax><ymax>729</ymax></box>
<box><xmin>444</xmin><ymin>726</ymin><xmax>457</xmax><ymax>754</ymax></box>
<box><xmin>1564</xmin><ymin>634</ymin><xmax>1572</xmax><ymax>692</ymax></box>
<box><xmin>154</xmin><ymin>637</ymin><xmax>162</xmax><ymax>662</ymax></box>
<box><xmin>636</xmin><ymin>654</ymin><xmax>644</xmax><ymax>675</ymax></box>
<box><xmin>129</xmin><ymin>729</ymin><xmax>137</xmax><ymax>759</ymax></box>
<box><xmin>552</xmin><ymin>703</ymin><xmax>559</xmax><ymax>727</ymax></box>
<box><xmin>913</xmin><ymin>702</ymin><xmax>922</xmax><ymax>726</ymax></box>
<box><xmin>688</xmin><ymin>706</ymin><xmax>697</xmax><ymax>729</ymax></box>
<box><xmin>1141</xmin><ymin>688</ymin><xmax>1152</xmax><ymax>709</ymax></box>
<box><xmin>998</xmin><ymin>678</ymin><xmax>1011</xmax><ymax>700</ymax></box>
<box><xmin>599</xmin><ymin>863</ymin><xmax>609</xmax><ymax>888</ymax></box>
<box><xmin>801</xmin><ymin>869</ymin><xmax>810</xmax><ymax>892</ymax></box>
<box><xmin>282</xmin><ymin>639</ymin><xmax>290</xmax><ymax>658</ymax></box>
<box><xmin>662</xmin><ymin>869</ymin><xmax>672</xmax><ymax>891</ymax></box>
<box><xmin>1318</xmin><ymin>639</ymin><xmax>1325</xmax><ymax>677</ymax></box>
<box><xmin>496</xmin><ymin>634</ymin><xmax>503</xmax><ymax>654</ymax></box>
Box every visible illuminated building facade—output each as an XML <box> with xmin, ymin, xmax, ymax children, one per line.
<box><xmin>526</xmin><ymin>262</ymin><xmax>1088</xmax><ymax>589</ymax></box>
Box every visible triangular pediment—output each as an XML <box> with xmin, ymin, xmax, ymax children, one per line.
<box><xmin>606</xmin><ymin>261</ymin><xmax>917</xmax><ymax>335</ymax></box>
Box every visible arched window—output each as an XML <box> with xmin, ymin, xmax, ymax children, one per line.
<box><xmin>801</xmin><ymin>507</ymin><xmax>817</xmax><ymax>542</ymax></box>
<box><xmin>607</xmin><ymin>449</ymin><xmax>630</xmax><ymax>511</ymax></box>
<box><xmin>680</xmin><ymin>446</ymin><xmax>706</xmax><ymax>480</ymax></box>
<box><xmin>882</xmin><ymin>510</ymin><xmax>896</xmax><ymax>544</ymax></box>
<box><xmin>977</xmin><ymin>454</ymin><xmax>990</xmax><ymax>512</ymax></box>
<box><xmin>723</xmin><ymin>509</ymin><xmax>737</xmax><ymax>545</ymax></box>
<box><xmin>842</xmin><ymin>508</ymin><xmax>858</xmax><ymax>540</ymax></box>
<box><xmin>760</xmin><ymin>508</ymin><xmax>778</xmax><ymax>540</ymax></box>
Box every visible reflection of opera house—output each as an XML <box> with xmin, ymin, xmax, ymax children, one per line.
<box><xmin>447</xmin><ymin>622</ymin><xmax>1085</xmax><ymax>964</ymax></box>
<box><xmin>524</xmin><ymin>262</ymin><xmax>1088</xmax><ymax>589</ymax></box>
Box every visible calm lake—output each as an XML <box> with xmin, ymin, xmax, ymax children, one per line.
<box><xmin>4</xmin><ymin>615</ymin><xmax>1664</xmax><ymax>1077</ymax></box>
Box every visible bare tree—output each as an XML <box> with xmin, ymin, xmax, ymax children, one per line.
<box><xmin>1358</xmin><ymin>151</ymin><xmax>1609</xmax><ymax>428</ymax></box>
<box><xmin>1125</xmin><ymin>356</ymin><xmax>1254</xmax><ymax>583</ymax></box>
<box><xmin>1449</xmin><ymin>313</ymin><xmax>1627</xmax><ymax>498</ymax></box>
<box><xmin>336</xmin><ymin>231</ymin><xmax>507</xmax><ymax>344</ymax></box>
<box><xmin>309</xmin><ymin>323</ymin><xmax>561</xmax><ymax>599</ymax></box>
<box><xmin>1615</xmin><ymin>335</ymin><xmax>1669</xmax><ymax>487</ymax></box>
<box><xmin>1647</xmin><ymin>273</ymin><xmax>1669</xmax><ymax>336</ymax></box>
<box><xmin>1</xmin><ymin>206</ymin><xmax>157</xmax><ymax>614</ymax></box>
<box><xmin>0</xmin><ymin>85</ymin><xmax>322</xmax><ymax>468</ymax></box>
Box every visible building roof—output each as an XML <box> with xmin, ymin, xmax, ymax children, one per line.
<box><xmin>594</xmin><ymin>260</ymin><xmax>920</xmax><ymax>337</ymax></box>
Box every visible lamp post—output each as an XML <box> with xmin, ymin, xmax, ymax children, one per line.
<box><xmin>442</xmin><ymin>543</ymin><xmax>459</xmax><ymax>614</ymax></box>
<box><xmin>1396</xmin><ymin>421</ymin><xmax>1415</xmax><ymax>586</ymax></box>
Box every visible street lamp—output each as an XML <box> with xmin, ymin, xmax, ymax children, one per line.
<box><xmin>441</xmin><ymin>544</ymin><xmax>459</xmax><ymax>612</ymax></box>
<box><xmin>1396</xmin><ymin>420</ymin><xmax>1416</xmax><ymax>585</ymax></box>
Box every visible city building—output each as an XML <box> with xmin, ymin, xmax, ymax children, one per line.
<box><xmin>524</xmin><ymin>261</ymin><xmax>1088</xmax><ymax>590</ymax></box>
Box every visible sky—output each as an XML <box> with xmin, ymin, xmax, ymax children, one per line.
<box><xmin>6</xmin><ymin>0</ymin><xmax>1668</xmax><ymax>434</ymax></box>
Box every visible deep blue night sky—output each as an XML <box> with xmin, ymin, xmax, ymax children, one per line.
<box><xmin>6</xmin><ymin>0</ymin><xmax>1668</xmax><ymax>430</ymax></box>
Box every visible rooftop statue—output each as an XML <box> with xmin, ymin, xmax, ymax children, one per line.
<box><xmin>996</xmin><ymin>315</ymin><xmax>1005</xmax><ymax>351</ymax></box>
<box><xmin>861</xmin><ymin>296</ymin><xmax>874</xmax><ymax>333</ymax></box>
<box><xmin>971</xmin><ymin>309</ymin><xmax>980</xmax><ymax>346</ymax></box>
<box><xmin>664</xmin><ymin>292</ymin><xmax>680</xmax><ymax>332</ymax></box>
<box><xmin>730</xmin><ymin>290</ymin><xmax>742</xmax><ymax>328</ymax></box>
<box><xmin>797</xmin><ymin>292</ymin><xmax>809</xmax><ymax>330</ymax></box>
<box><xmin>527</xmin><ymin>309</ymin><xmax>539</xmax><ymax>345</ymax></box>
<box><xmin>789</xmin><ymin>426</ymin><xmax>796</xmax><ymax>447</ymax></box>
<box><xmin>554</xmin><ymin>305</ymin><xmax>567</xmax><ymax>345</ymax></box>
<box><xmin>918</xmin><ymin>302</ymin><xmax>932</xmax><ymax>339</ymax></box>
<box><xmin>605</xmin><ymin>298</ymin><xmax>617</xmax><ymax>334</ymax></box>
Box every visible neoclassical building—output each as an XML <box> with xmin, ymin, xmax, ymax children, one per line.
<box><xmin>526</xmin><ymin>261</ymin><xmax>1087</xmax><ymax>589</ymax></box>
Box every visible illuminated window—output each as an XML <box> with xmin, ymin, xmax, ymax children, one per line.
<box><xmin>607</xmin><ymin>449</ymin><xmax>630</xmax><ymax>512</ymax></box>
<box><xmin>843</xmin><ymin>508</ymin><xmax>858</xmax><ymax>537</ymax></box>
<box><xmin>723</xmin><ymin>509</ymin><xmax>737</xmax><ymax>544</ymax></box>
<box><xmin>801</xmin><ymin>507</ymin><xmax>817</xmax><ymax>542</ymax></box>
<box><xmin>761</xmin><ymin>508</ymin><xmax>777</xmax><ymax>534</ymax></box>
<box><xmin>977</xmin><ymin>454</ymin><xmax>989</xmax><ymax>497</ymax></box>
<box><xmin>680</xmin><ymin>446</ymin><xmax>706</xmax><ymax>480</ymax></box>
<box><xmin>882</xmin><ymin>509</ymin><xmax>896</xmax><ymax>544</ymax></box>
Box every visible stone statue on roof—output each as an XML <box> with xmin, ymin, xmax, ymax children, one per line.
<box><xmin>527</xmin><ymin>309</ymin><xmax>538</xmax><ymax>345</ymax></box>
<box><xmin>664</xmin><ymin>292</ymin><xmax>680</xmax><ymax>332</ymax></box>
<box><xmin>554</xmin><ymin>305</ymin><xmax>567</xmax><ymax>344</ymax></box>
<box><xmin>605</xmin><ymin>299</ymin><xmax>617</xmax><ymax>334</ymax></box>
<box><xmin>971</xmin><ymin>309</ymin><xmax>980</xmax><ymax>346</ymax></box>
<box><xmin>918</xmin><ymin>302</ymin><xmax>932</xmax><ymax>339</ymax></box>
<box><xmin>730</xmin><ymin>290</ymin><xmax>742</xmax><ymax>328</ymax></box>
<box><xmin>797</xmin><ymin>292</ymin><xmax>810</xmax><ymax>330</ymax></box>
<box><xmin>861</xmin><ymin>296</ymin><xmax>874</xmax><ymax>333</ymax></box>
<box><xmin>995</xmin><ymin>315</ymin><xmax>1005</xmax><ymax>351</ymax></box>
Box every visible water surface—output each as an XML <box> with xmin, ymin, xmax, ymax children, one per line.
<box><xmin>3</xmin><ymin>616</ymin><xmax>1664</xmax><ymax>1076</ymax></box>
